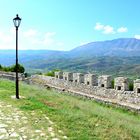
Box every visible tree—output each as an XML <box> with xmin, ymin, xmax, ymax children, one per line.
<box><xmin>10</xmin><ymin>64</ymin><xmax>25</xmax><ymax>73</ymax></box>
<box><xmin>45</xmin><ymin>69</ymin><xmax>60</xmax><ymax>77</ymax></box>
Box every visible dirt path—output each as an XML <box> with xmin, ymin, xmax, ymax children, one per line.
<box><xmin>0</xmin><ymin>101</ymin><xmax>68</xmax><ymax>140</ymax></box>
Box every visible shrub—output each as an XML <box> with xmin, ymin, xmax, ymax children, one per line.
<box><xmin>129</xmin><ymin>82</ymin><xmax>134</xmax><ymax>91</ymax></box>
<box><xmin>10</xmin><ymin>64</ymin><xmax>25</xmax><ymax>73</ymax></box>
<box><xmin>111</xmin><ymin>80</ymin><xmax>114</xmax><ymax>88</ymax></box>
<box><xmin>45</xmin><ymin>69</ymin><xmax>60</xmax><ymax>77</ymax></box>
<box><xmin>0</xmin><ymin>64</ymin><xmax>25</xmax><ymax>73</ymax></box>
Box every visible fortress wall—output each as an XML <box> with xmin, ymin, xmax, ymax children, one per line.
<box><xmin>30</xmin><ymin>75</ymin><xmax>140</xmax><ymax>109</ymax></box>
<box><xmin>0</xmin><ymin>71</ymin><xmax>24</xmax><ymax>81</ymax></box>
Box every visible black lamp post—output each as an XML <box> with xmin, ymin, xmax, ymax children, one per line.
<box><xmin>13</xmin><ymin>14</ymin><xmax>21</xmax><ymax>99</ymax></box>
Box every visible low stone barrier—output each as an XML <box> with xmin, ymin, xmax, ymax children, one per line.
<box><xmin>0</xmin><ymin>71</ymin><xmax>25</xmax><ymax>81</ymax></box>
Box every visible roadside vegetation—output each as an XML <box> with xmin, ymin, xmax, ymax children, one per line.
<box><xmin>0</xmin><ymin>79</ymin><xmax>140</xmax><ymax>139</ymax></box>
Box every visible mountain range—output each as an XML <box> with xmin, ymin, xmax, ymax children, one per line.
<box><xmin>1</xmin><ymin>38</ymin><xmax>140</xmax><ymax>78</ymax></box>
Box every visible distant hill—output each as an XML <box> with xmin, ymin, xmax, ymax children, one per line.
<box><xmin>69</xmin><ymin>38</ymin><xmax>140</xmax><ymax>57</ymax></box>
<box><xmin>1</xmin><ymin>38</ymin><xmax>140</xmax><ymax>78</ymax></box>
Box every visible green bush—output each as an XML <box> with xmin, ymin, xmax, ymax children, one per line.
<box><xmin>0</xmin><ymin>64</ymin><xmax>25</xmax><ymax>73</ymax></box>
<box><xmin>45</xmin><ymin>69</ymin><xmax>60</xmax><ymax>77</ymax></box>
<box><xmin>111</xmin><ymin>80</ymin><xmax>114</xmax><ymax>88</ymax></box>
<box><xmin>129</xmin><ymin>82</ymin><xmax>134</xmax><ymax>91</ymax></box>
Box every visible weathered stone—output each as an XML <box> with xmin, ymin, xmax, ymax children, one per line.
<box><xmin>134</xmin><ymin>79</ymin><xmax>140</xmax><ymax>95</ymax></box>
<box><xmin>84</xmin><ymin>74</ymin><xmax>97</xmax><ymax>86</ymax></box>
<box><xmin>30</xmin><ymin>74</ymin><xmax>140</xmax><ymax>112</ymax></box>
<box><xmin>114</xmin><ymin>77</ymin><xmax>129</xmax><ymax>91</ymax></box>
<box><xmin>73</xmin><ymin>73</ymin><xmax>84</xmax><ymax>84</ymax></box>
<box><xmin>55</xmin><ymin>72</ymin><xmax>63</xmax><ymax>79</ymax></box>
<box><xmin>0</xmin><ymin>71</ymin><xmax>24</xmax><ymax>81</ymax></box>
<box><xmin>98</xmin><ymin>75</ymin><xmax>112</xmax><ymax>88</ymax></box>
<box><xmin>63</xmin><ymin>72</ymin><xmax>73</xmax><ymax>82</ymax></box>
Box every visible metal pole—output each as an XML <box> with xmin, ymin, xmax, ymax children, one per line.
<box><xmin>16</xmin><ymin>27</ymin><xmax>19</xmax><ymax>99</ymax></box>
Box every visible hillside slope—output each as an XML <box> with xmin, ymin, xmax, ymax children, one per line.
<box><xmin>1</xmin><ymin>38</ymin><xmax>140</xmax><ymax>77</ymax></box>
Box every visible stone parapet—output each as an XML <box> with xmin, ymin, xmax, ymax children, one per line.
<box><xmin>84</xmin><ymin>74</ymin><xmax>97</xmax><ymax>86</ymax></box>
<box><xmin>73</xmin><ymin>73</ymin><xmax>84</xmax><ymax>84</ymax></box>
<box><xmin>98</xmin><ymin>75</ymin><xmax>112</xmax><ymax>88</ymax></box>
<box><xmin>134</xmin><ymin>79</ymin><xmax>140</xmax><ymax>95</ymax></box>
<box><xmin>63</xmin><ymin>72</ymin><xmax>73</xmax><ymax>81</ymax></box>
<box><xmin>114</xmin><ymin>77</ymin><xmax>129</xmax><ymax>91</ymax></box>
<box><xmin>30</xmin><ymin>75</ymin><xmax>140</xmax><ymax>112</ymax></box>
<box><xmin>54</xmin><ymin>71</ymin><xmax>63</xmax><ymax>79</ymax></box>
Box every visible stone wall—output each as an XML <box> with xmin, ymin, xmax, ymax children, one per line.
<box><xmin>134</xmin><ymin>79</ymin><xmax>140</xmax><ymax>95</ymax></box>
<box><xmin>73</xmin><ymin>73</ymin><xmax>84</xmax><ymax>83</ymax></box>
<box><xmin>114</xmin><ymin>77</ymin><xmax>129</xmax><ymax>91</ymax></box>
<box><xmin>98</xmin><ymin>75</ymin><xmax>112</xmax><ymax>88</ymax></box>
<box><xmin>30</xmin><ymin>74</ymin><xmax>140</xmax><ymax>112</ymax></box>
<box><xmin>0</xmin><ymin>71</ymin><xmax>25</xmax><ymax>81</ymax></box>
<box><xmin>84</xmin><ymin>74</ymin><xmax>97</xmax><ymax>86</ymax></box>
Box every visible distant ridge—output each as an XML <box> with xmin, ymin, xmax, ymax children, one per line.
<box><xmin>1</xmin><ymin>38</ymin><xmax>140</xmax><ymax>75</ymax></box>
<box><xmin>69</xmin><ymin>38</ymin><xmax>140</xmax><ymax>57</ymax></box>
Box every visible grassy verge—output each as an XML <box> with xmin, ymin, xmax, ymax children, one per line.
<box><xmin>0</xmin><ymin>79</ymin><xmax>140</xmax><ymax>139</ymax></box>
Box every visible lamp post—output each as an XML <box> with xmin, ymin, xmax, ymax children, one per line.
<box><xmin>13</xmin><ymin>14</ymin><xmax>21</xmax><ymax>99</ymax></box>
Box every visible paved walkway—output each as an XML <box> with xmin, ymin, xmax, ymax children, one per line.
<box><xmin>0</xmin><ymin>101</ymin><xmax>68</xmax><ymax>140</ymax></box>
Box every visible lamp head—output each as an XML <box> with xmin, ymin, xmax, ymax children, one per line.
<box><xmin>13</xmin><ymin>14</ymin><xmax>21</xmax><ymax>28</ymax></box>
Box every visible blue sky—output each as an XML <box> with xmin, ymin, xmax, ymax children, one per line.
<box><xmin>0</xmin><ymin>0</ymin><xmax>140</xmax><ymax>50</ymax></box>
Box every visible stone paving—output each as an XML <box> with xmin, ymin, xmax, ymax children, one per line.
<box><xmin>0</xmin><ymin>101</ymin><xmax>68</xmax><ymax>140</ymax></box>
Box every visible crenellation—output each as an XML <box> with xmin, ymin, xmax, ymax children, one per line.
<box><xmin>30</xmin><ymin>74</ymin><xmax>140</xmax><ymax>112</ymax></box>
<box><xmin>98</xmin><ymin>75</ymin><xmax>112</xmax><ymax>88</ymax></box>
<box><xmin>63</xmin><ymin>72</ymin><xmax>73</xmax><ymax>82</ymax></box>
<box><xmin>134</xmin><ymin>79</ymin><xmax>140</xmax><ymax>95</ymax></box>
<box><xmin>73</xmin><ymin>73</ymin><xmax>84</xmax><ymax>84</ymax></box>
<box><xmin>55</xmin><ymin>71</ymin><xmax>63</xmax><ymax>79</ymax></box>
<box><xmin>84</xmin><ymin>74</ymin><xmax>98</xmax><ymax>86</ymax></box>
<box><xmin>114</xmin><ymin>77</ymin><xmax>129</xmax><ymax>91</ymax></box>
<box><xmin>1</xmin><ymin>70</ymin><xmax>139</xmax><ymax>111</ymax></box>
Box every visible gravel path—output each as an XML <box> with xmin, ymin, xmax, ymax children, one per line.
<box><xmin>0</xmin><ymin>101</ymin><xmax>68</xmax><ymax>140</ymax></box>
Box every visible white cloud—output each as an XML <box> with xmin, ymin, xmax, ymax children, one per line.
<box><xmin>117</xmin><ymin>27</ymin><xmax>128</xmax><ymax>33</ymax></box>
<box><xmin>0</xmin><ymin>28</ymin><xmax>64</xmax><ymax>50</ymax></box>
<box><xmin>94</xmin><ymin>22</ymin><xmax>128</xmax><ymax>35</ymax></box>
<box><xmin>42</xmin><ymin>32</ymin><xmax>56</xmax><ymax>46</ymax></box>
<box><xmin>0</xmin><ymin>31</ymin><xmax>13</xmax><ymax>43</ymax></box>
<box><xmin>45</xmin><ymin>32</ymin><xmax>56</xmax><ymax>37</ymax></box>
<box><xmin>134</xmin><ymin>35</ymin><xmax>140</xmax><ymax>39</ymax></box>
<box><xmin>23</xmin><ymin>29</ymin><xmax>37</xmax><ymax>38</ymax></box>
<box><xmin>103</xmin><ymin>25</ymin><xmax>115</xmax><ymax>34</ymax></box>
<box><xmin>57</xmin><ymin>42</ymin><xmax>64</xmax><ymax>47</ymax></box>
<box><xmin>94</xmin><ymin>23</ymin><xmax>104</xmax><ymax>30</ymax></box>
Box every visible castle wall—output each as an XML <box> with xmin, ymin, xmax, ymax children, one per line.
<box><xmin>73</xmin><ymin>73</ymin><xmax>84</xmax><ymax>83</ymax></box>
<box><xmin>134</xmin><ymin>79</ymin><xmax>140</xmax><ymax>95</ymax></box>
<box><xmin>98</xmin><ymin>75</ymin><xmax>112</xmax><ymax>88</ymax></box>
<box><xmin>0</xmin><ymin>71</ymin><xmax>24</xmax><ymax>81</ymax></box>
<box><xmin>63</xmin><ymin>72</ymin><xmax>73</xmax><ymax>81</ymax></box>
<box><xmin>114</xmin><ymin>77</ymin><xmax>129</xmax><ymax>91</ymax></box>
<box><xmin>84</xmin><ymin>74</ymin><xmax>98</xmax><ymax>86</ymax></box>
<box><xmin>30</xmin><ymin>75</ymin><xmax>140</xmax><ymax>112</ymax></box>
<box><xmin>55</xmin><ymin>71</ymin><xmax>63</xmax><ymax>79</ymax></box>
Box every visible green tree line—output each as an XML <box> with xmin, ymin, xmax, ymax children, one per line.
<box><xmin>0</xmin><ymin>64</ymin><xmax>25</xmax><ymax>73</ymax></box>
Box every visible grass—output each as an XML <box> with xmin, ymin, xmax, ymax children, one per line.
<box><xmin>0</xmin><ymin>79</ymin><xmax>140</xmax><ymax>139</ymax></box>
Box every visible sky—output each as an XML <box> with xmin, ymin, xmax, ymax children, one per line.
<box><xmin>0</xmin><ymin>0</ymin><xmax>140</xmax><ymax>51</ymax></box>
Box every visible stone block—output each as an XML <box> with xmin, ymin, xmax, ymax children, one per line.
<box><xmin>84</xmin><ymin>74</ymin><xmax>97</xmax><ymax>86</ymax></box>
<box><xmin>63</xmin><ymin>72</ymin><xmax>73</xmax><ymax>81</ymax></box>
<box><xmin>73</xmin><ymin>73</ymin><xmax>84</xmax><ymax>84</ymax></box>
<box><xmin>134</xmin><ymin>79</ymin><xmax>140</xmax><ymax>94</ymax></box>
<box><xmin>114</xmin><ymin>77</ymin><xmax>129</xmax><ymax>91</ymax></box>
<box><xmin>98</xmin><ymin>75</ymin><xmax>112</xmax><ymax>88</ymax></box>
<box><xmin>54</xmin><ymin>71</ymin><xmax>63</xmax><ymax>79</ymax></box>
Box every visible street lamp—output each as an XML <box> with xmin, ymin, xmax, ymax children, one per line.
<box><xmin>13</xmin><ymin>14</ymin><xmax>21</xmax><ymax>99</ymax></box>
